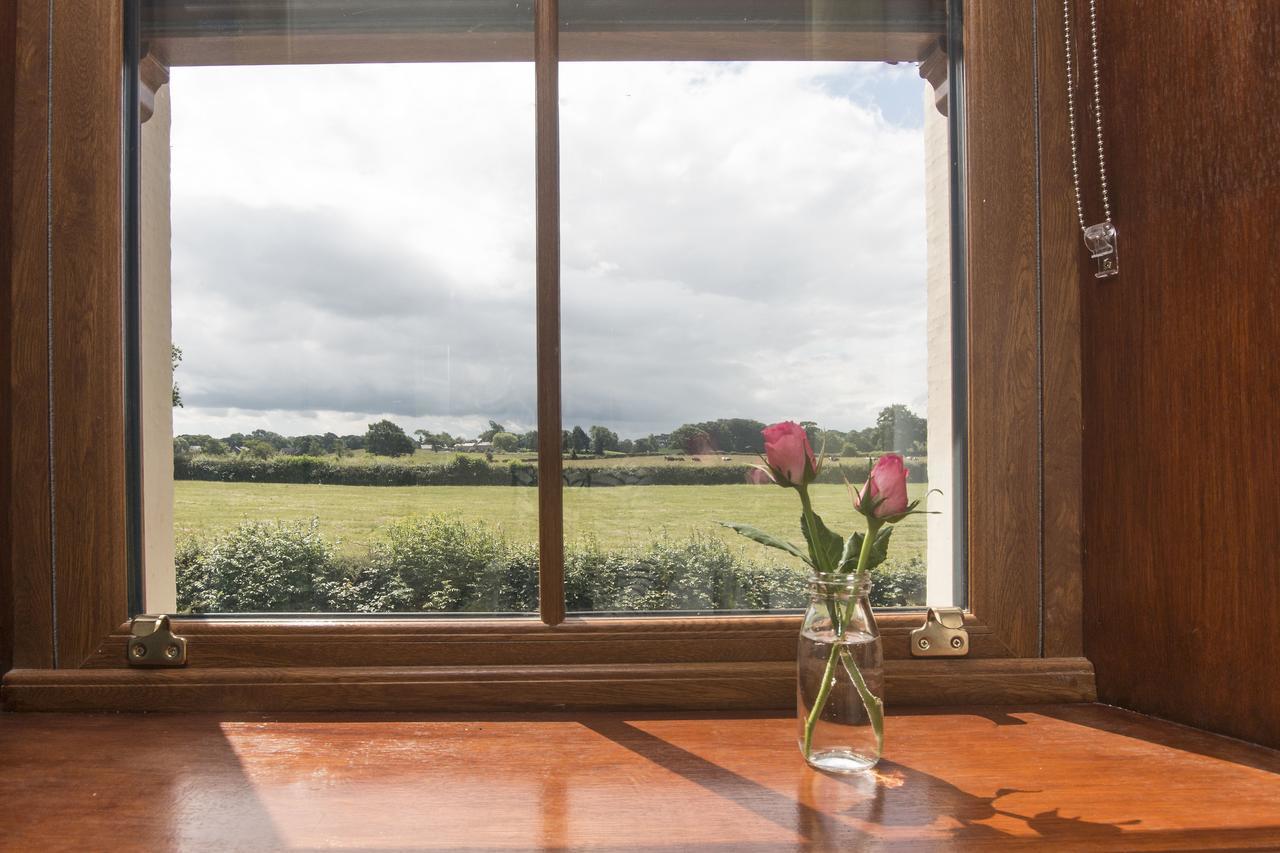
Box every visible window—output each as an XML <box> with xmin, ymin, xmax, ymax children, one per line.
<box><xmin>4</xmin><ymin>0</ymin><xmax>1085</xmax><ymax>705</ymax></box>
<box><xmin>135</xmin><ymin>0</ymin><xmax>965</xmax><ymax>619</ymax></box>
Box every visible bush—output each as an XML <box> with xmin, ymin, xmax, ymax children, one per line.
<box><xmin>870</xmin><ymin>557</ymin><xmax>928</xmax><ymax>607</ymax></box>
<box><xmin>176</xmin><ymin>519</ymin><xmax>334</xmax><ymax>612</ymax></box>
<box><xmin>175</xmin><ymin>516</ymin><xmax>927</xmax><ymax>613</ymax></box>
<box><xmin>174</xmin><ymin>453</ymin><xmax>518</xmax><ymax>486</ymax></box>
<box><xmin>174</xmin><ymin>455</ymin><xmax>929</xmax><ymax>489</ymax></box>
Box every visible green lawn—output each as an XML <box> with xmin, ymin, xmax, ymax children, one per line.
<box><xmin>174</xmin><ymin>481</ymin><xmax>930</xmax><ymax>565</ymax></box>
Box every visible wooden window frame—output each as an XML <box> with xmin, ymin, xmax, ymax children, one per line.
<box><xmin>1</xmin><ymin>0</ymin><xmax>1092</xmax><ymax>711</ymax></box>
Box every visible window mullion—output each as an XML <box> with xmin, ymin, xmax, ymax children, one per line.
<box><xmin>534</xmin><ymin>0</ymin><xmax>565</xmax><ymax>626</ymax></box>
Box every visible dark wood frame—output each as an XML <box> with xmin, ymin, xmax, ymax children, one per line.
<box><xmin>1</xmin><ymin>0</ymin><xmax>1090</xmax><ymax>710</ymax></box>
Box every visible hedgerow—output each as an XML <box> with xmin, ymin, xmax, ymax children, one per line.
<box><xmin>175</xmin><ymin>516</ymin><xmax>927</xmax><ymax>614</ymax></box>
<box><xmin>175</xmin><ymin>455</ymin><xmax>927</xmax><ymax>488</ymax></box>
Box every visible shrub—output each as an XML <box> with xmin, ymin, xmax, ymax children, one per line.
<box><xmin>176</xmin><ymin>519</ymin><xmax>334</xmax><ymax>613</ymax></box>
<box><xmin>174</xmin><ymin>455</ymin><xmax>929</xmax><ymax>489</ymax></box>
<box><xmin>871</xmin><ymin>556</ymin><xmax>928</xmax><ymax>607</ymax></box>
<box><xmin>174</xmin><ymin>516</ymin><xmax>927</xmax><ymax>614</ymax></box>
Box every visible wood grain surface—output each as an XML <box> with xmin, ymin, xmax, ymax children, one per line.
<box><xmin>1080</xmin><ymin>0</ymin><xmax>1280</xmax><ymax>748</ymax></box>
<box><xmin>0</xmin><ymin>704</ymin><xmax>1276</xmax><ymax>851</ymax></box>
<box><xmin>72</xmin><ymin>611</ymin><xmax>1016</xmax><ymax>669</ymax></box>
<box><xmin>0</xmin><ymin>0</ymin><xmax>16</xmax><ymax>678</ymax></box>
<box><xmin>6</xmin><ymin>0</ymin><xmax>54</xmax><ymax>672</ymax></box>
<box><xmin>1034</xmin><ymin>0</ymin><xmax>1085</xmax><ymax>660</ymax></box>
<box><xmin>962</xmin><ymin>1</ymin><xmax>1043</xmax><ymax>658</ymax></box>
<box><xmin>48</xmin><ymin>0</ymin><xmax>129</xmax><ymax>669</ymax></box>
<box><xmin>1</xmin><ymin>658</ymin><xmax>1095</xmax><ymax>713</ymax></box>
<box><xmin>535</xmin><ymin>0</ymin><xmax>564</xmax><ymax>627</ymax></box>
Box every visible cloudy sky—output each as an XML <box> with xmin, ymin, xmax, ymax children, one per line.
<box><xmin>168</xmin><ymin>60</ymin><xmax>929</xmax><ymax>440</ymax></box>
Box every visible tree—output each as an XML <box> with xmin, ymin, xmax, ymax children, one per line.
<box><xmin>875</xmin><ymin>404</ymin><xmax>927</xmax><ymax>454</ymax></box>
<box><xmin>364</xmin><ymin>420</ymin><xmax>417</xmax><ymax>457</ymax></box>
<box><xmin>244</xmin><ymin>439</ymin><xmax>275</xmax><ymax>459</ymax></box>
<box><xmin>171</xmin><ymin>345</ymin><xmax>183</xmax><ymax>408</ymax></box>
<box><xmin>414</xmin><ymin>429</ymin><xmax>433</xmax><ymax>448</ymax></box>
<box><xmin>291</xmin><ymin>436</ymin><xmax>326</xmax><ymax>456</ymax></box>
<box><xmin>251</xmin><ymin>429</ymin><xmax>288</xmax><ymax>450</ymax></box>
<box><xmin>479</xmin><ymin>420</ymin><xmax>506</xmax><ymax>442</ymax></box>
<box><xmin>176</xmin><ymin>434</ymin><xmax>228</xmax><ymax>456</ymax></box>
<box><xmin>845</xmin><ymin>426</ymin><xmax>880</xmax><ymax>453</ymax></box>
<box><xmin>721</xmin><ymin>418</ymin><xmax>766</xmax><ymax>453</ymax></box>
<box><xmin>671</xmin><ymin>424</ymin><xmax>714</xmax><ymax>455</ymax></box>
<box><xmin>618</xmin><ymin>438</ymin><xmax>635</xmax><ymax>454</ymax></box>
<box><xmin>570</xmin><ymin>425</ymin><xmax>590</xmax><ymax>454</ymax></box>
<box><xmin>632</xmin><ymin>437</ymin><xmax>654</xmax><ymax>455</ymax></box>
<box><xmin>800</xmin><ymin>421</ymin><xmax>821</xmax><ymax>449</ymax></box>
<box><xmin>491</xmin><ymin>431</ymin><xmax>520</xmax><ymax>453</ymax></box>
<box><xmin>518</xmin><ymin>430</ymin><xmax>539</xmax><ymax>451</ymax></box>
<box><xmin>589</xmin><ymin>425</ymin><xmax>619</xmax><ymax>456</ymax></box>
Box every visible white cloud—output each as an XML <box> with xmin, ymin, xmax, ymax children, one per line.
<box><xmin>168</xmin><ymin>60</ymin><xmax>930</xmax><ymax>440</ymax></box>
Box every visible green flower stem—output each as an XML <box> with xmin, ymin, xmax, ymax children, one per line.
<box><xmin>840</xmin><ymin>647</ymin><xmax>884</xmax><ymax>755</ymax></box>
<box><xmin>801</xmin><ymin>519</ymin><xmax>883</xmax><ymax>762</ymax></box>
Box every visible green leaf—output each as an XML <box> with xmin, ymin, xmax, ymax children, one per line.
<box><xmin>838</xmin><ymin>533</ymin><xmax>862</xmax><ymax>574</ymax></box>
<box><xmin>838</xmin><ymin>525</ymin><xmax>894</xmax><ymax>573</ymax></box>
<box><xmin>719</xmin><ymin>522</ymin><xmax>813</xmax><ymax>566</ymax></box>
<box><xmin>801</xmin><ymin>511</ymin><xmax>844</xmax><ymax>573</ymax></box>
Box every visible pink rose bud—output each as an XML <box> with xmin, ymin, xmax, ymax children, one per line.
<box><xmin>762</xmin><ymin>421</ymin><xmax>817</xmax><ymax>487</ymax></box>
<box><xmin>857</xmin><ymin>454</ymin><xmax>910</xmax><ymax>518</ymax></box>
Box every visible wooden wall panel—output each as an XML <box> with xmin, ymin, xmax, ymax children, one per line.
<box><xmin>7</xmin><ymin>0</ymin><xmax>54</xmax><ymax>671</ymax></box>
<box><xmin>963</xmin><ymin>1</ymin><xmax>1041</xmax><ymax>658</ymax></box>
<box><xmin>1082</xmin><ymin>0</ymin><xmax>1280</xmax><ymax>747</ymax></box>
<box><xmin>1035</xmin><ymin>0</ymin><xmax>1084</xmax><ymax>659</ymax></box>
<box><xmin>0</xmin><ymin>0</ymin><xmax>16</xmax><ymax>677</ymax></box>
<box><xmin>48</xmin><ymin>0</ymin><xmax>129</xmax><ymax>668</ymax></box>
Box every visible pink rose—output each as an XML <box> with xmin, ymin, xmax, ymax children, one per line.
<box><xmin>762</xmin><ymin>421</ymin><xmax>817</xmax><ymax>487</ymax></box>
<box><xmin>857</xmin><ymin>454</ymin><xmax>910</xmax><ymax>518</ymax></box>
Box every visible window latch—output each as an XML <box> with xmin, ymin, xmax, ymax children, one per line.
<box><xmin>127</xmin><ymin>614</ymin><xmax>188</xmax><ymax>666</ymax></box>
<box><xmin>910</xmin><ymin>607</ymin><xmax>969</xmax><ymax>657</ymax></box>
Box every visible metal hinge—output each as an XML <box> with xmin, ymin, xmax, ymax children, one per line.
<box><xmin>910</xmin><ymin>607</ymin><xmax>969</xmax><ymax>657</ymax></box>
<box><xmin>127</xmin><ymin>614</ymin><xmax>188</xmax><ymax>666</ymax></box>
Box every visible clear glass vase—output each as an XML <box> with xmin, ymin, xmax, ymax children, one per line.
<box><xmin>797</xmin><ymin>573</ymin><xmax>884</xmax><ymax>773</ymax></box>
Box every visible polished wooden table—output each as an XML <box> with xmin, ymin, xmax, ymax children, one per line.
<box><xmin>2</xmin><ymin>705</ymin><xmax>1278</xmax><ymax>851</ymax></box>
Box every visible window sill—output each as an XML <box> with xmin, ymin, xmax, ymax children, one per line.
<box><xmin>2</xmin><ymin>658</ymin><xmax>1095</xmax><ymax>712</ymax></box>
<box><xmin>1</xmin><ymin>704</ymin><xmax>1277</xmax><ymax>849</ymax></box>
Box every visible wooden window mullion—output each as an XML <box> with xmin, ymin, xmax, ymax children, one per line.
<box><xmin>534</xmin><ymin>0</ymin><xmax>564</xmax><ymax>626</ymax></box>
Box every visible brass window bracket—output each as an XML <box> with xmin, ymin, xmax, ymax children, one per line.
<box><xmin>127</xmin><ymin>614</ymin><xmax>188</xmax><ymax>666</ymax></box>
<box><xmin>910</xmin><ymin>607</ymin><xmax>969</xmax><ymax>657</ymax></box>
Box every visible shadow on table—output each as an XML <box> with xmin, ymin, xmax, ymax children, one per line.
<box><xmin>581</xmin><ymin>717</ymin><xmax>1142</xmax><ymax>848</ymax></box>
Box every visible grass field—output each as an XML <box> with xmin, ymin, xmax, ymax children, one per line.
<box><xmin>174</xmin><ymin>481</ymin><xmax>930</xmax><ymax>565</ymax></box>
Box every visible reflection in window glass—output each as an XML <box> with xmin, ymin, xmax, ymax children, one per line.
<box><xmin>143</xmin><ymin>60</ymin><xmax>538</xmax><ymax>613</ymax></box>
<box><xmin>559</xmin><ymin>61</ymin><xmax>950</xmax><ymax>612</ymax></box>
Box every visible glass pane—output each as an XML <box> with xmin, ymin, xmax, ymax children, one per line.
<box><xmin>137</xmin><ymin>6</ymin><xmax>538</xmax><ymax>614</ymax></box>
<box><xmin>558</xmin><ymin>10</ymin><xmax>959</xmax><ymax>612</ymax></box>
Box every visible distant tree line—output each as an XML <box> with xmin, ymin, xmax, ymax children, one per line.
<box><xmin>175</xmin><ymin>405</ymin><xmax>927</xmax><ymax>461</ymax></box>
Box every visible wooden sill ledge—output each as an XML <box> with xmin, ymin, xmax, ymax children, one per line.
<box><xmin>1</xmin><ymin>704</ymin><xmax>1277</xmax><ymax>851</ymax></box>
